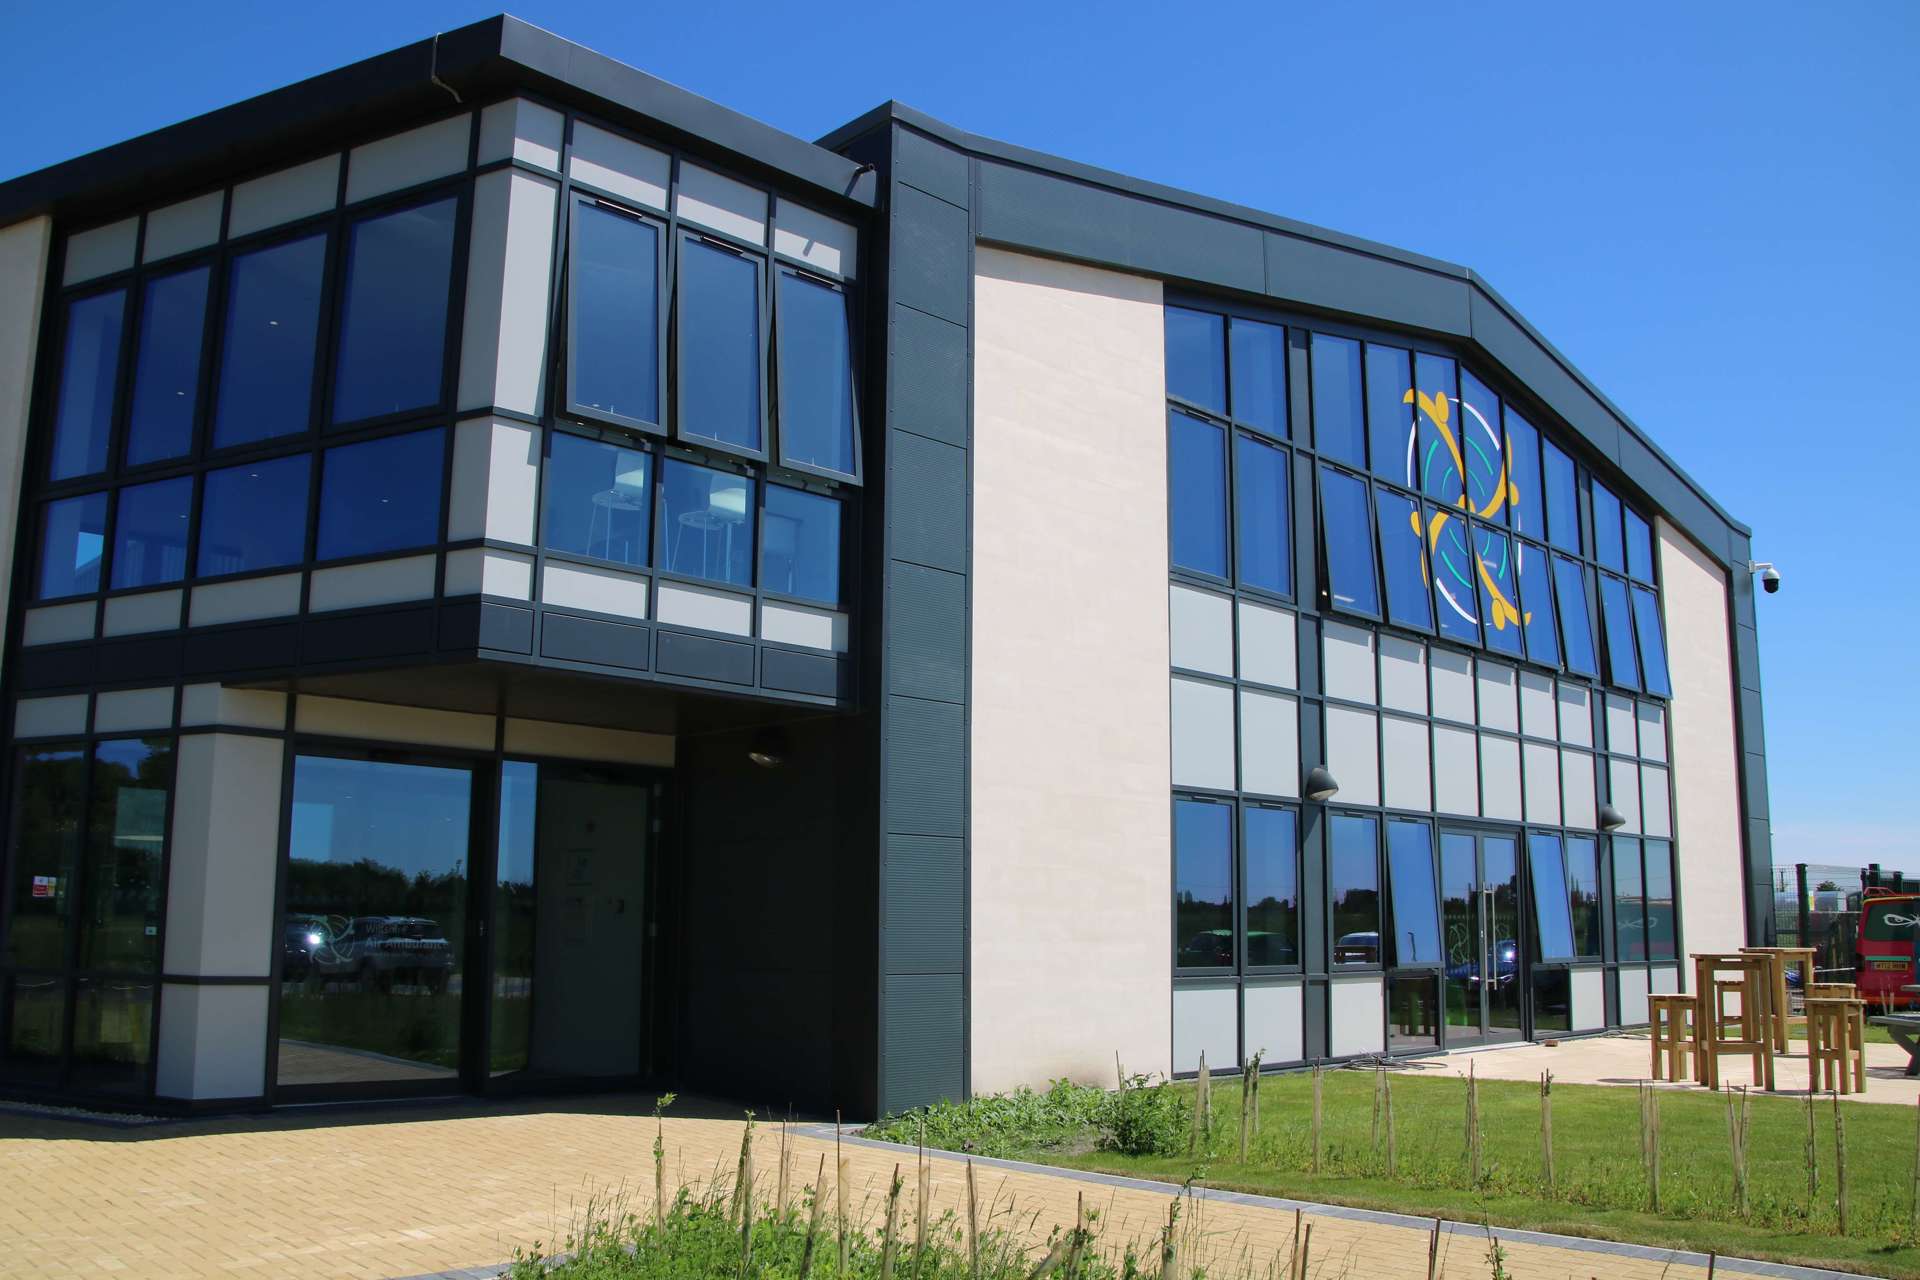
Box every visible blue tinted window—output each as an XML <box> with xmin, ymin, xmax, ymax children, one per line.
<box><xmin>38</xmin><ymin>493</ymin><xmax>107</xmax><ymax>598</ymax></box>
<box><xmin>1386</xmin><ymin>821</ymin><xmax>1441</xmax><ymax>966</ymax></box>
<box><xmin>1169</xmin><ymin>410</ymin><xmax>1227</xmax><ymax>578</ymax></box>
<box><xmin>1429</xmin><ymin>510</ymin><xmax>1479</xmax><ymax>645</ymax></box>
<box><xmin>1365</xmin><ymin>345</ymin><xmax>1412</xmax><ymax>485</ymax></box>
<box><xmin>571</xmin><ymin>201</ymin><xmax>661</xmax><ymax>427</ymax></box>
<box><xmin>1527</xmin><ymin>835</ymin><xmax>1576</xmax><ymax>961</ymax></box>
<box><xmin>1309</xmin><ymin>334</ymin><xmax>1365</xmax><ymax>467</ymax></box>
<box><xmin>1318</xmin><ymin>466</ymin><xmax>1377</xmax><ymax>616</ymax></box>
<box><xmin>1174</xmin><ymin>797</ymin><xmax>1233</xmax><ymax>970</ymax></box>
<box><xmin>1503</xmin><ymin>409</ymin><xmax>1544</xmax><ymax>540</ymax></box>
<box><xmin>1330</xmin><ymin>814</ymin><xmax>1380</xmax><ymax>966</ymax></box>
<box><xmin>214</xmin><ymin>233</ymin><xmax>325</xmax><ymax>448</ymax></box>
<box><xmin>776</xmin><ymin>271</ymin><xmax>856</xmax><ymax>477</ymax></box>
<box><xmin>1597</xmin><ymin>573</ymin><xmax>1639</xmax><ymax>690</ymax></box>
<box><xmin>1542</xmin><ymin>440</ymin><xmax>1579</xmax><ymax>552</ymax></box>
<box><xmin>543</xmin><ymin>432</ymin><xmax>650</xmax><ymax>568</ymax></box>
<box><xmin>1590</xmin><ymin>480</ymin><xmax>1624</xmax><ymax>571</ymax></box>
<box><xmin>677</xmin><ymin>237</ymin><xmax>762</xmax><ymax>452</ymax></box>
<box><xmin>762</xmin><ymin>485</ymin><xmax>841</xmax><ymax>605</ymax></box>
<box><xmin>1475</xmin><ymin>529</ymin><xmax>1524</xmax><ymax>657</ymax></box>
<box><xmin>1553</xmin><ymin>555</ymin><xmax>1597</xmax><ymax>676</ymax></box>
<box><xmin>49</xmin><ymin>290</ymin><xmax>125</xmax><ymax>480</ymax></box>
<box><xmin>1645</xmin><ymin>840</ymin><xmax>1675</xmax><ymax>960</ymax></box>
<box><xmin>110</xmin><ymin>476</ymin><xmax>192</xmax><ymax>589</ymax></box>
<box><xmin>1613</xmin><ymin>836</ymin><xmax>1645</xmax><ymax>960</ymax></box>
<box><xmin>1565</xmin><ymin>836</ymin><xmax>1601</xmax><ymax>956</ymax></box>
<box><xmin>1411</xmin><ymin>353</ymin><xmax>1462</xmax><ymax>505</ymax></box>
<box><xmin>1165</xmin><ymin>307</ymin><xmax>1225</xmax><ymax>414</ymax></box>
<box><xmin>127</xmin><ymin>267</ymin><xmax>208</xmax><ymax>466</ymax></box>
<box><xmin>198</xmin><ymin>455</ymin><xmax>310</xmax><ymax>576</ymax></box>
<box><xmin>1624</xmin><ymin>509</ymin><xmax>1654</xmax><ymax>582</ymax></box>
<box><xmin>656</xmin><ymin>458</ymin><xmax>754</xmax><ymax>587</ymax></box>
<box><xmin>1229</xmin><ymin>318</ymin><xmax>1286</xmax><ymax>436</ymax></box>
<box><xmin>316</xmin><ymin>428</ymin><xmax>445</xmax><ymax>560</ymax></box>
<box><xmin>1374</xmin><ymin>488</ymin><xmax>1432</xmax><ymax>630</ymax></box>
<box><xmin>1459</xmin><ymin>371</ymin><xmax>1506</xmax><ymax>520</ymax></box>
<box><xmin>1514</xmin><ymin>540</ymin><xmax>1559</xmax><ymax>667</ymax></box>
<box><xmin>1244</xmin><ymin>806</ymin><xmax>1298</xmax><ymax>967</ymax></box>
<box><xmin>332</xmin><ymin>198</ymin><xmax>457</xmax><ymax>425</ymax></box>
<box><xmin>1631</xmin><ymin>586</ymin><xmax>1672</xmax><ymax>697</ymax></box>
<box><xmin>1234</xmin><ymin>434</ymin><xmax>1290</xmax><ymax>597</ymax></box>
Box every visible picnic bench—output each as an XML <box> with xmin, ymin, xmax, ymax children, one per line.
<box><xmin>1871</xmin><ymin>1013</ymin><xmax>1920</xmax><ymax>1077</ymax></box>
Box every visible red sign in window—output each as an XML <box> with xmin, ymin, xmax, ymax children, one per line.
<box><xmin>31</xmin><ymin>875</ymin><xmax>56</xmax><ymax>899</ymax></box>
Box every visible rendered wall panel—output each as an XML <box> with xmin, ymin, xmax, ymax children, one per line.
<box><xmin>294</xmin><ymin>695</ymin><xmax>493</xmax><ymax>750</ymax></box>
<box><xmin>156</xmin><ymin>983</ymin><xmax>268</xmax><ymax>1101</ymax></box>
<box><xmin>0</xmin><ymin>218</ymin><xmax>52</xmax><ymax>683</ymax></box>
<box><xmin>1329</xmin><ymin>976</ymin><xmax>1385</xmax><ymax>1058</ymax></box>
<box><xmin>1239</xmin><ymin>689</ymin><xmax>1299</xmax><ymax>799</ymax></box>
<box><xmin>1237</xmin><ymin>600</ymin><xmax>1296</xmax><ymax>689</ymax></box>
<box><xmin>1243</xmin><ymin>982</ymin><xmax>1304</xmax><ymax>1064</ymax></box>
<box><xmin>1172</xmin><ymin>676</ymin><xmax>1234</xmax><ymax>791</ymax></box>
<box><xmin>1170</xmin><ymin>584</ymin><xmax>1233</xmax><ymax>677</ymax></box>
<box><xmin>760</xmin><ymin>601</ymin><xmax>848</xmax><ymax>652</ymax></box>
<box><xmin>15</xmin><ymin>694</ymin><xmax>88</xmax><ymax>738</ymax></box>
<box><xmin>188</xmin><ymin>573</ymin><xmax>302</xmax><ymax>627</ymax></box>
<box><xmin>657</xmin><ymin>581</ymin><xmax>753</xmax><ymax>636</ymax></box>
<box><xmin>1619</xmin><ymin>967</ymin><xmax>1650</xmax><ymax>1026</ymax></box>
<box><xmin>307</xmin><ymin>555</ymin><xmax>437</xmax><ymax>611</ymax></box>
<box><xmin>162</xmin><ymin>732</ymin><xmax>284</xmax><ymax>977</ymax></box>
<box><xmin>568</xmin><ymin>123</ymin><xmax>670</xmax><ymax>210</ymax></box>
<box><xmin>773</xmin><ymin>199</ymin><xmax>858</xmax><ymax>277</ymax></box>
<box><xmin>1173</xmin><ymin>985</ymin><xmax>1238</xmax><ymax>1072</ymax></box>
<box><xmin>93</xmin><ymin>687</ymin><xmax>174</xmax><ymax>732</ymax></box>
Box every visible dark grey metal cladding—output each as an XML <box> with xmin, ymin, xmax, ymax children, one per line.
<box><xmin>870</xmin><ymin>123</ymin><xmax>972</xmax><ymax>1115</ymax></box>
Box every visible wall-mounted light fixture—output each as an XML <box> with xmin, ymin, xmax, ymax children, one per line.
<box><xmin>1304</xmin><ymin>765</ymin><xmax>1340</xmax><ymax>803</ymax></box>
<box><xmin>747</xmin><ymin>727</ymin><xmax>790</xmax><ymax>769</ymax></box>
<box><xmin>1598</xmin><ymin>802</ymin><xmax>1627</xmax><ymax>832</ymax></box>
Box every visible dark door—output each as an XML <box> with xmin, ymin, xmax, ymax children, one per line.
<box><xmin>1441</xmin><ymin>830</ymin><xmax>1525</xmax><ymax>1046</ymax></box>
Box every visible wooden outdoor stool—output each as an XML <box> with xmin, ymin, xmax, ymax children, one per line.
<box><xmin>1693</xmin><ymin>952</ymin><xmax>1776</xmax><ymax>1090</ymax></box>
<box><xmin>1649</xmin><ymin>993</ymin><xmax>1698</xmax><ymax>1081</ymax></box>
<box><xmin>1807</xmin><ymin>996</ymin><xmax>1856</xmax><ymax>1094</ymax></box>
<box><xmin>1714</xmin><ymin>978</ymin><xmax>1753</xmax><ymax>1041</ymax></box>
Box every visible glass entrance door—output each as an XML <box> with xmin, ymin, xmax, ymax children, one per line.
<box><xmin>1441</xmin><ymin>830</ymin><xmax>1525</xmax><ymax>1046</ymax></box>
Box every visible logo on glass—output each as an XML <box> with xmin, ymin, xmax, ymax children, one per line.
<box><xmin>1401</xmin><ymin>382</ymin><xmax>1527</xmax><ymax>636</ymax></box>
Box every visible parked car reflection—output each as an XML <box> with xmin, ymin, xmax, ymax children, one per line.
<box><xmin>283</xmin><ymin>914</ymin><xmax>454</xmax><ymax>991</ymax></box>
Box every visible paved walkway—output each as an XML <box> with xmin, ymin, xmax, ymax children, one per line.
<box><xmin>0</xmin><ymin>1091</ymin><xmax>1872</xmax><ymax>1280</ymax></box>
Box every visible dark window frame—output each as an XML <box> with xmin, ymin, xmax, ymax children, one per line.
<box><xmin>1317</xmin><ymin>462</ymin><xmax>1381</xmax><ymax>623</ymax></box>
<box><xmin>670</xmin><ymin>228</ymin><xmax>771</xmax><ymax>464</ymax></box>
<box><xmin>561</xmin><ymin>193</ymin><xmax>670</xmax><ymax>438</ymax></box>
<box><xmin>1172</xmin><ymin>791</ymin><xmax>1239</xmax><ymax>977</ymax></box>
<box><xmin>772</xmin><ymin>263</ymin><xmax>863</xmax><ymax>485</ymax></box>
<box><xmin>1241</xmin><ymin>800</ymin><xmax>1303</xmax><ymax>976</ymax></box>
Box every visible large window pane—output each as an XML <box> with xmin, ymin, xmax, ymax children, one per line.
<box><xmin>49</xmin><ymin>290</ymin><xmax>125</xmax><ymax>480</ymax></box>
<box><xmin>1169</xmin><ymin>410</ymin><xmax>1228</xmax><ymax>578</ymax></box>
<box><xmin>316</xmin><ymin>428</ymin><xmax>445</xmax><ymax>560</ymax></box>
<box><xmin>761</xmin><ymin>485</ymin><xmax>841</xmax><ymax>605</ymax></box>
<box><xmin>1553</xmin><ymin>555</ymin><xmax>1597</xmax><ymax>676</ymax></box>
<box><xmin>37</xmin><ymin>492</ymin><xmax>107</xmax><ymax>598</ymax></box>
<box><xmin>1503</xmin><ymin>409</ymin><xmax>1544</xmax><ymax>540</ymax></box>
<box><xmin>1590</xmin><ymin>481</ymin><xmax>1625</xmax><ymax>572</ymax></box>
<box><xmin>571</xmin><ymin>201</ymin><xmax>661</xmax><ymax>427</ymax></box>
<box><xmin>127</xmin><ymin>266</ymin><xmax>208</xmax><ymax>466</ymax></box>
<box><xmin>1375</xmin><ymin>488</ymin><xmax>1432</xmax><ymax>630</ymax></box>
<box><xmin>1365</xmin><ymin>344</ymin><xmax>1413</xmax><ymax>485</ymax></box>
<box><xmin>1515</xmin><ymin>540</ymin><xmax>1560</xmax><ymax>667</ymax></box>
<box><xmin>1458</xmin><ymin>371</ymin><xmax>1505</xmax><ymax>519</ymax></box>
<box><xmin>1319</xmin><ymin>466</ymin><xmax>1378</xmax><ymax>616</ymax></box>
<box><xmin>1565</xmin><ymin>836</ymin><xmax>1601</xmax><ymax>957</ymax></box>
<box><xmin>332</xmin><ymin>198</ymin><xmax>458</xmax><ymax>424</ymax></box>
<box><xmin>1644</xmin><ymin>839</ymin><xmax>1676</xmax><ymax>960</ymax></box>
<box><xmin>1631</xmin><ymin>586</ymin><xmax>1672</xmax><ymax>698</ymax></box>
<box><xmin>1244</xmin><ymin>806</ymin><xmax>1297</xmax><ymax>967</ymax></box>
<box><xmin>776</xmin><ymin>270</ymin><xmax>856</xmax><ymax>476</ymax></box>
<box><xmin>5</xmin><ymin>745</ymin><xmax>87</xmax><ymax>969</ymax></box>
<box><xmin>78</xmin><ymin>738</ymin><xmax>172</xmax><ymax>973</ymax></box>
<box><xmin>1235</xmin><ymin>434</ymin><xmax>1291</xmax><ymax>597</ymax></box>
<box><xmin>1475</xmin><ymin>528</ymin><xmax>1524</xmax><ymax>657</ymax></box>
<box><xmin>1613</xmin><ymin>836</ymin><xmax>1645</xmax><ymax>961</ymax></box>
<box><xmin>1174</xmin><ymin>798</ymin><xmax>1233</xmax><ymax>969</ymax></box>
<box><xmin>1429</xmin><ymin>509</ymin><xmax>1479</xmax><ymax>646</ymax></box>
<box><xmin>543</xmin><ymin>432</ymin><xmax>650</xmax><ymax>568</ymax></box>
<box><xmin>1309</xmin><ymin>333</ymin><xmax>1365</xmax><ymax>467</ymax></box>
<box><xmin>1165</xmin><ymin>307</ymin><xmax>1225</xmax><ymax>414</ymax></box>
<box><xmin>213</xmin><ymin>233</ymin><xmax>326</xmax><ymax>448</ymax></box>
<box><xmin>1330</xmin><ymin>814</ymin><xmax>1380</xmax><ymax>966</ymax></box>
<box><xmin>278</xmin><ymin>755</ymin><xmax>471</xmax><ymax>1087</ymax></box>
<box><xmin>656</xmin><ymin>457</ymin><xmax>753</xmax><ymax>587</ymax></box>
<box><xmin>1412</xmin><ymin>353</ymin><xmax>1462</xmax><ymax>505</ymax></box>
<box><xmin>197</xmin><ymin>454</ymin><xmax>310</xmax><ymax>576</ymax></box>
<box><xmin>110</xmin><ymin>476</ymin><xmax>192</xmax><ymax>589</ymax></box>
<box><xmin>677</xmin><ymin>236</ymin><xmax>762</xmax><ymax>452</ymax></box>
<box><xmin>491</xmin><ymin>761</ymin><xmax>537</xmax><ymax>1075</ymax></box>
<box><xmin>1527</xmin><ymin>834</ymin><xmax>1576</xmax><ymax>960</ymax></box>
<box><xmin>1386</xmin><ymin>821</ymin><xmax>1441</xmax><ymax>966</ymax></box>
<box><xmin>1598</xmin><ymin>574</ymin><xmax>1640</xmax><ymax>690</ymax></box>
<box><xmin>1542</xmin><ymin>439</ymin><xmax>1579</xmax><ymax>553</ymax></box>
<box><xmin>70</xmin><ymin>977</ymin><xmax>153</xmax><ymax>1095</ymax></box>
<box><xmin>1229</xmin><ymin>317</ymin><xmax>1287</xmax><ymax>436</ymax></box>
<box><xmin>1</xmin><ymin>976</ymin><xmax>66</xmax><ymax>1087</ymax></box>
<box><xmin>1624</xmin><ymin>510</ymin><xmax>1655</xmax><ymax>583</ymax></box>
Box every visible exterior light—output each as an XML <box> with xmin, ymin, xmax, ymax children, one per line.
<box><xmin>747</xmin><ymin>727</ymin><xmax>789</xmax><ymax>769</ymax></box>
<box><xmin>1304</xmin><ymin>765</ymin><xmax>1339</xmax><ymax>802</ymax></box>
<box><xmin>1598</xmin><ymin>802</ymin><xmax>1627</xmax><ymax>832</ymax></box>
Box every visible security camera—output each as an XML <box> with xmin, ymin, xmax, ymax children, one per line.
<box><xmin>1749</xmin><ymin>561</ymin><xmax>1781</xmax><ymax>594</ymax></box>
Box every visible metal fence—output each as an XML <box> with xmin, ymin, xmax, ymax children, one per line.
<box><xmin>1773</xmin><ymin>862</ymin><xmax>1920</xmax><ymax>986</ymax></box>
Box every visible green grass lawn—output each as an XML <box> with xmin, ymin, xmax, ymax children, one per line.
<box><xmin>894</xmin><ymin>1070</ymin><xmax>1920</xmax><ymax>1278</ymax></box>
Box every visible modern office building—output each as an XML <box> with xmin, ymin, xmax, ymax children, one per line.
<box><xmin>0</xmin><ymin>17</ymin><xmax>1771</xmax><ymax>1117</ymax></box>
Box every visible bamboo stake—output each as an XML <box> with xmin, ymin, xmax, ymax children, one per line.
<box><xmin>1297</xmin><ymin>1222</ymin><xmax>1312</xmax><ymax>1280</ymax></box>
<box><xmin>1249</xmin><ymin>1050</ymin><xmax>1263</xmax><ymax>1137</ymax></box>
<box><xmin>732</xmin><ymin>1114</ymin><xmax>755</xmax><ymax>1229</ymax></box>
<box><xmin>1199</xmin><ymin>1051</ymin><xmax>1213</xmax><ymax>1146</ymax></box>
<box><xmin>1539</xmin><ymin>1070</ymin><xmax>1554</xmax><ymax>1194</ymax></box>
<box><xmin>1835</xmin><ymin>1092</ymin><xmax>1850</xmax><ymax>1234</ymax></box>
<box><xmin>1310</xmin><ymin>1065</ymin><xmax>1323</xmax><ymax>1173</ymax></box>
<box><xmin>966</xmin><ymin>1159</ymin><xmax>980</xmax><ymax>1280</ymax></box>
<box><xmin>1384</xmin><ymin>1068</ymin><xmax>1397</xmax><ymax>1176</ymax></box>
<box><xmin>1287</xmin><ymin>1208</ymin><xmax>1301</xmax><ymax>1277</ymax></box>
<box><xmin>1372</xmin><ymin>1063</ymin><xmax>1384</xmax><ymax>1155</ymax></box>
<box><xmin>1240</xmin><ymin>1064</ymin><xmax>1252</xmax><ymax>1161</ymax></box>
<box><xmin>1726</xmin><ymin>1087</ymin><xmax>1747</xmax><ymax>1219</ymax></box>
<box><xmin>653</xmin><ymin>1106</ymin><xmax>668</xmax><ymax>1227</ymax></box>
<box><xmin>798</xmin><ymin>1154</ymin><xmax>827</xmax><ymax>1278</ymax></box>
<box><xmin>1063</xmin><ymin>1193</ymin><xmax>1087</xmax><ymax>1275</ymax></box>
<box><xmin>1649</xmin><ymin>1086</ymin><xmax>1662</xmax><ymax>1214</ymax></box>
<box><xmin>880</xmin><ymin>1164</ymin><xmax>902</xmax><ymax>1280</ymax></box>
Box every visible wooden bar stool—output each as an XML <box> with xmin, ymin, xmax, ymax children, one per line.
<box><xmin>1714</xmin><ymin>978</ymin><xmax>1753</xmax><ymax>1041</ymax></box>
<box><xmin>1743</xmin><ymin>946</ymin><xmax>1815</xmax><ymax>1051</ymax></box>
<box><xmin>1692</xmin><ymin>952</ymin><xmax>1776</xmax><ymax>1090</ymax></box>
<box><xmin>1807</xmin><ymin>996</ymin><xmax>1854</xmax><ymax>1094</ymax></box>
<box><xmin>1649</xmin><ymin>994</ymin><xmax>1698</xmax><ymax>1081</ymax></box>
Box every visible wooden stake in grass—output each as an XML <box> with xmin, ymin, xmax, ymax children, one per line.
<box><xmin>1834</xmin><ymin>1091</ymin><xmax>1850</xmax><ymax>1234</ymax></box>
<box><xmin>799</xmin><ymin>1153</ymin><xmax>827</xmax><ymax>1279</ymax></box>
<box><xmin>1310</xmin><ymin>1064</ymin><xmax>1323</xmax><ymax>1174</ymax></box>
<box><xmin>1384</xmin><ymin>1068</ymin><xmax>1397</xmax><ymax>1176</ymax></box>
<box><xmin>836</xmin><ymin>1112</ymin><xmax>850</xmax><ymax>1278</ymax></box>
<box><xmin>1426</xmin><ymin>1218</ymin><xmax>1440</xmax><ymax>1280</ymax></box>
<box><xmin>1539</xmin><ymin>1070</ymin><xmax>1554</xmax><ymax>1195</ymax></box>
<box><xmin>880</xmin><ymin>1163</ymin><xmax>902</xmax><ymax>1280</ymax></box>
<box><xmin>777</xmin><ymin>1120</ymin><xmax>792</xmax><ymax>1220</ymax></box>
<box><xmin>1297</xmin><ymin>1221</ymin><xmax>1312</xmax><ymax>1280</ymax></box>
<box><xmin>653</xmin><ymin>1106</ymin><xmax>668</xmax><ymax>1227</ymax></box>
<box><xmin>1189</xmin><ymin>1050</ymin><xmax>1208</xmax><ymax>1155</ymax></box>
<box><xmin>1199</xmin><ymin>1050</ymin><xmax>1213</xmax><ymax>1146</ymax></box>
<box><xmin>1468</xmin><ymin>1059</ymin><xmax>1482</xmax><ymax>1185</ymax></box>
<box><xmin>1806</xmin><ymin>1091</ymin><xmax>1818</xmax><ymax>1223</ymax></box>
<box><xmin>1372</xmin><ymin>1062</ymin><xmax>1385</xmax><ymax>1155</ymax></box>
<box><xmin>1728</xmin><ymin>1086</ymin><xmax>1751</xmax><ymax>1219</ymax></box>
<box><xmin>1287</xmin><ymin>1208</ymin><xmax>1301</xmax><ymax>1277</ymax></box>
<box><xmin>1159</xmin><ymin>1198</ymin><xmax>1180</xmax><ymax>1280</ymax></box>
<box><xmin>732</xmin><ymin>1113</ymin><xmax>755</xmax><ymax>1229</ymax></box>
<box><xmin>1239</xmin><ymin>1064</ymin><xmax>1253</xmax><ymax>1162</ymax></box>
<box><xmin>1064</xmin><ymin>1192</ymin><xmax>1087</xmax><ymax>1276</ymax></box>
<box><xmin>965</xmin><ymin>1159</ymin><xmax>980</xmax><ymax>1280</ymax></box>
<box><xmin>1649</xmin><ymin>1086</ymin><xmax>1663</xmax><ymax>1214</ymax></box>
<box><xmin>915</xmin><ymin>1126</ymin><xmax>930</xmax><ymax>1280</ymax></box>
<box><xmin>1911</xmin><ymin>1094</ymin><xmax>1920</xmax><ymax>1239</ymax></box>
<box><xmin>1248</xmin><ymin>1050</ymin><xmax>1263</xmax><ymax>1138</ymax></box>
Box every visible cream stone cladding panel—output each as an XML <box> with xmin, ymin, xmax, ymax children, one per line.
<box><xmin>971</xmin><ymin>246</ymin><xmax>1170</xmax><ymax>1091</ymax></box>
<box><xmin>1659</xmin><ymin>519</ymin><xmax>1747</xmax><ymax>968</ymax></box>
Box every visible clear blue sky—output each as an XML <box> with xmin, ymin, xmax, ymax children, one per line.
<box><xmin>6</xmin><ymin>1</ymin><xmax>1914</xmax><ymax>873</ymax></box>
